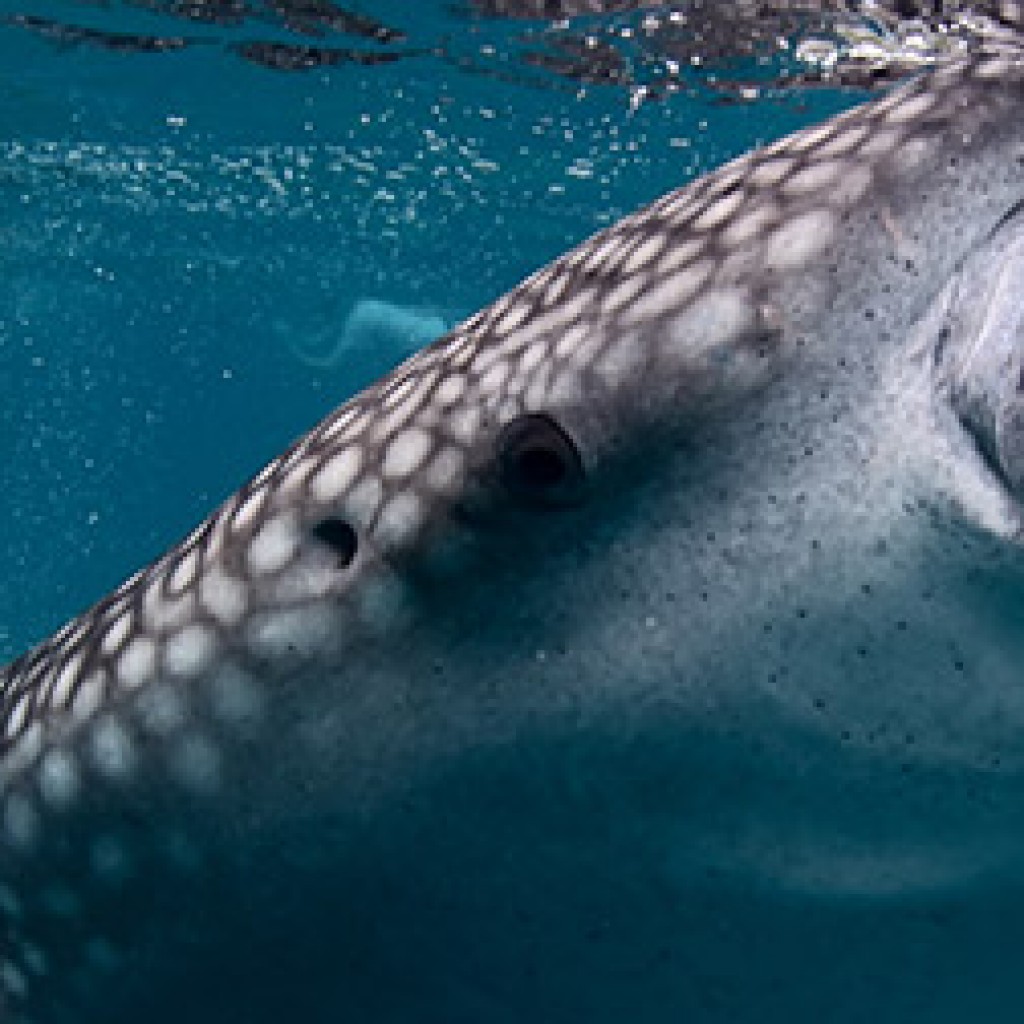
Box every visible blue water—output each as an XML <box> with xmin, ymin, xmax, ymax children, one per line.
<box><xmin>0</xmin><ymin>0</ymin><xmax>859</xmax><ymax>664</ymax></box>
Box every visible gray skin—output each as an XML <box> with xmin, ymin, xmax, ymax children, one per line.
<box><xmin>3</xmin><ymin>51</ymin><xmax>1024</xmax><ymax>1024</ymax></box>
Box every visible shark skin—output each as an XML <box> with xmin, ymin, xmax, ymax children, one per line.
<box><xmin>4</xmin><ymin>51</ymin><xmax>1024</xmax><ymax>1024</ymax></box>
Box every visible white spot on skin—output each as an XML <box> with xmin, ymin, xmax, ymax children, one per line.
<box><xmin>38</xmin><ymin>749</ymin><xmax>79</xmax><ymax>810</ymax></box>
<box><xmin>248</xmin><ymin>515</ymin><xmax>299</xmax><ymax>576</ymax></box>
<box><xmin>601</xmin><ymin>273</ymin><xmax>647</xmax><ymax>316</ymax></box>
<box><xmin>521</xmin><ymin>338</ymin><xmax>555</xmax><ymax>373</ymax></box>
<box><xmin>311</xmin><ymin>447</ymin><xmax>362</xmax><ymax>502</ymax></box>
<box><xmin>247</xmin><ymin>607</ymin><xmax>335</xmax><ymax>664</ymax></box>
<box><xmin>374</xmin><ymin>492</ymin><xmax>423</xmax><ymax>548</ymax></box>
<box><xmin>723</xmin><ymin>205</ymin><xmax>779</xmax><ymax>247</ymax></box>
<box><xmin>620</xmin><ymin>262</ymin><xmax>714</xmax><ymax>328</ymax></box>
<box><xmin>693</xmin><ymin>187</ymin><xmax>745</xmax><ymax>230</ymax></box>
<box><xmin>762</xmin><ymin>210</ymin><xmax>835</xmax><ymax>270</ymax></box>
<box><xmin>19</xmin><ymin>943</ymin><xmax>46</xmax><ymax>977</ymax></box>
<box><xmin>0</xmin><ymin>960</ymin><xmax>26</xmax><ymax>998</ymax></box>
<box><xmin>91</xmin><ymin>836</ymin><xmax>131</xmax><ymax>885</ymax></box>
<box><xmin>136</xmin><ymin>683</ymin><xmax>186</xmax><ymax>735</ymax></box>
<box><xmin>49</xmin><ymin>652</ymin><xmax>86</xmax><ymax>711</ymax></box>
<box><xmin>976</xmin><ymin>57</ymin><xmax>1012</xmax><ymax>79</ymax></box>
<box><xmin>320</xmin><ymin>406</ymin><xmax>360</xmax><ymax>440</ymax></box>
<box><xmin>555</xmin><ymin>324</ymin><xmax>598</xmax><ymax>362</ymax></box>
<box><xmin>478</xmin><ymin>360</ymin><xmax>511</xmax><ymax>395</ymax></box>
<box><xmin>5</xmin><ymin>694</ymin><xmax>30</xmax><ymax>741</ymax></box>
<box><xmin>100</xmin><ymin>612</ymin><xmax>133</xmax><ymax>657</ymax></box>
<box><xmin>595</xmin><ymin>333</ymin><xmax>643</xmax><ymax>390</ymax></box>
<box><xmin>118</xmin><ymin>637</ymin><xmax>157</xmax><ymax>691</ymax></box>
<box><xmin>748</xmin><ymin>157</ymin><xmax>794</xmax><ymax>187</ymax></box>
<box><xmin>358</xmin><ymin>574</ymin><xmax>411</xmax><ymax>634</ymax></box>
<box><xmin>860</xmin><ymin>127</ymin><xmax>903</xmax><ymax>159</ymax></box>
<box><xmin>4</xmin><ymin>794</ymin><xmax>38</xmax><ymax>850</ymax></box>
<box><xmin>91</xmin><ymin>716</ymin><xmax>135</xmax><ymax>781</ymax></box>
<box><xmin>164</xmin><ymin>624</ymin><xmax>216</xmax><ymax>678</ymax></box>
<box><xmin>209</xmin><ymin>665</ymin><xmax>263</xmax><ymax>727</ymax></box>
<box><xmin>231</xmin><ymin>488</ymin><xmax>268</xmax><ymax>534</ymax></box>
<box><xmin>831</xmin><ymin>165</ymin><xmax>873</xmax><ymax>206</ymax></box>
<box><xmin>783</xmin><ymin>159</ymin><xmax>846</xmax><ymax>196</ymax></box>
<box><xmin>663</xmin><ymin>288</ymin><xmax>753</xmax><ymax>361</ymax></box>
<box><xmin>886</xmin><ymin>91</ymin><xmax>936</xmax><ymax>124</ymax></box>
<box><xmin>171</xmin><ymin>733</ymin><xmax>220</xmax><ymax>792</ymax></box>
<box><xmin>623</xmin><ymin>233</ymin><xmax>667</xmax><ymax>274</ymax></box>
<box><xmin>495</xmin><ymin>301</ymin><xmax>531</xmax><ymax>336</ymax></box>
<box><xmin>382</xmin><ymin>374</ymin><xmax>418</xmax><ymax>411</ymax></box>
<box><xmin>585</xmin><ymin>234</ymin><xmax>625</xmax><ymax>273</ymax></box>
<box><xmin>278</xmin><ymin>455</ymin><xmax>315</xmax><ymax>499</ymax></box>
<box><xmin>425</xmin><ymin>446</ymin><xmax>465</xmax><ymax>495</ymax></box>
<box><xmin>0</xmin><ymin>722</ymin><xmax>42</xmax><ymax>788</ymax></box>
<box><xmin>789</xmin><ymin>120</ymin><xmax>837</xmax><ymax>152</ymax></box>
<box><xmin>71</xmin><ymin>670</ymin><xmax>106</xmax><ymax>727</ymax></box>
<box><xmin>383</xmin><ymin>428</ymin><xmax>432</xmax><ymax>479</ymax></box>
<box><xmin>143</xmin><ymin>583</ymin><xmax>194</xmax><ymax>634</ymax></box>
<box><xmin>345</xmin><ymin>476</ymin><xmax>384</xmax><ymax>528</ymax></box>
<box><xmin>168</xmin><ymin>546</ymin><xmax>200</xmax><ymax>595</ymax></box>
<box><xmin>435</xmin><ymin>375</ymin><xmax>466</xmax><ymax>407</ymax></box>
<box><xmin>0</xmin><ymin>886</ymin><xmax>22</xmax><ymax>919</ymax></box>
<box><xmin>200</xmin><ymin>567</ymin><xmax>248</xmax><ymax>626</ymax></box>
<box><xmin>818</xmin><ymin>124</ymin><xmax>870</xmax><ymax>158</ymax></box>
<box><xmin>542</xmin><ymin>271</ymin><xmax>571</xmax><ymax>307</ymax></box>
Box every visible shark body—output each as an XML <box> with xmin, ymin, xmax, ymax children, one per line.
<box><xmin>4</xmin><ymin>51</ymin><xmax>1024</xmax><ymax>1024</ymax></box>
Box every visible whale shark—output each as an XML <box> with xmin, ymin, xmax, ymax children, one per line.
<box><xmin>4</xmin><ymin>47</ymin><xmax>1024</xmax><ymax>1024</ymax></box>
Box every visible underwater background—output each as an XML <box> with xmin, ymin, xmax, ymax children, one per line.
<box><xmin>0</xmin><ymin>0</ymin><xmax>861</xmax><ymax>664</ymax></box>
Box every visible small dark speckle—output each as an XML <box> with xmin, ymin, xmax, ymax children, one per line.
<box><xmin>865</xmin><ymin>308</ymin><xmax>876</xmax><ymax>320</ymax></box>
<box><xmin>796</xmin><ymin>608</ymin><xmax>807</xmax><ymax>619</ymax></box>
<box><xmin>953</xmin><ymin>658</ymin><xmax>965</xmax><ymax>672</ymax></box>
<box><xmin>857</xmin><ymin>646</ymin><xmax>868</xmax><ymax>658</ymax></box>
<box><xmin>861</xmin><ymin>583</ymin><xmax>872</xmax><ymax>594</ymax></box>
<box><xmin>896</xmin><ymin>620</ymin><xmax>907</xmax><ymax>631</ymax></box>
<box><xmin>813</xmin><ymin>697</ymin><xmax>826</xmax><ymax>710</ymax></box>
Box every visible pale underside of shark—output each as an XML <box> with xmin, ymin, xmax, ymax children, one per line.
<box><xmin>4</xmin><ymin>47</ymin><xmax>1024</xmax><ymax>1024</ymax></box>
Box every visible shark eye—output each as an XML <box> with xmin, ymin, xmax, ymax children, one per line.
<box><xmin>497</xmin><ymin>413</ymin><xmax>584</xmax><ymax>503</ymax></box>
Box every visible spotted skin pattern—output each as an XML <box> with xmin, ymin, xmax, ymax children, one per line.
<box><xmin>4</xmin><ymin>52</ymin><xmax>1024</xmax><ymax>1024</ymax></box>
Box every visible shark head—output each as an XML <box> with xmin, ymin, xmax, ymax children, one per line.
<box><xmin>4</xmin><ymin>50</ymin><xmax>1024</xmax><ymax>1024</ymax></box>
